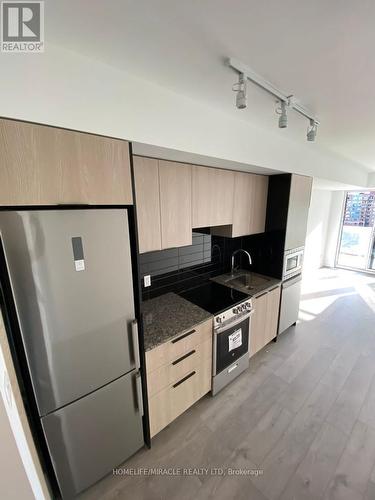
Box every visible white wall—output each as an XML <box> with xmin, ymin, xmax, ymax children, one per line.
<box><xmin>0</xmin><ymin>396</ymin><xmax>34</xmax><ymax>500</ymax></box>
<box><xmin>304</xmin><ymin>187</ymin><xmax>333</xmax><ymax>274</ymax></box>
<box><xmin>0</xmin><ymin>44</ymin><xmax>369</xmax><ymax>188</ymax></box>
<box><xmin>304</xmin><ymin>187</ymin><xmax>346</xmax><ymax>274</ymax></box>
<box><xmin>0</xmin><ymin>314</ymin><xmax>51</xmax><ymax>500</ymax></box>
<box><xmin>324</xmin><ymin>191</ymin><xmax>346</xmax><ymax>267</ymax></box>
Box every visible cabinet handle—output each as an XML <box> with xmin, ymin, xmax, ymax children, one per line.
<box><xmin>172</xmin><ymin>349</ymin><xmax>196</xmax><ymax>366</ymax></box>
<box><xmin>171</xmin><ymin>329</ymin><xmax>195</xmax><ymax>344</ymax></box>
<box><xmin>135</xmin><ymin>373</ymin><xmax>144</xmax><ymax>417</ymax></box>
<box><xmin>173</xmin><ymin>371</ymin><xmax>196</xmax><ymax>388</ymax></box>
<box><xmin>256</xmin><ymin>291</ymin><xmax>268</xmax><ymax>299</ymax></box>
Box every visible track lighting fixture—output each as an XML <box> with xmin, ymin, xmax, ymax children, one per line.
<box><xmin>307</xmin><ymin>119</ymin><xmax>318</xmax><ymax>142</ymax></box>
<box><xmin>228</xmin><ymin>57</ymin><xmax>320</xmax><ymax>141</ymax></box>
<box><xmin>277</xmin><ymin>101</ymin><xmax>288</xmax><ymax>128</ymax></box>
<box><xmin>233</xmin><ymin>73</ymin><xmax>247</xmax><ymax>109</ymax></box>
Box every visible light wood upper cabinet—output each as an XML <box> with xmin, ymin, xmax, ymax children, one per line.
<box><xmin>285</xmin><ymin>174</ymin><xmax>313</xmax><ymax>250</ymax></box>
<box><xmin>250</xmin><ymin>285</ymin><xmax>281</xmax><ymax>357</ymax></box>
<box><xmin>159</xmin><ymin>161</ymin><xmax>192</xmax><ymax>249</ymax></box>
<box><xmin>133</xmin><ymin>157</ymin><xmax>162</xmax><ymax>253</ymax></box>
<box><xmin>0</xmin><ymin>118</ymin><xmax>133</xmax><ymax>205</ymax></box>
<box><xmin>192</xmin><ymin>166</ymin><xmax>234</xmax><ymax>228</ymax></box>
<box><xmin>231</xmin><ymin>172</ymin><xmax>255</xmax><ymax>236</ymax></box>
<box><xmin>212</xmin><ymin>171</ymin><xmax>268</xmax><ymax>237</ymax></box>
<box><xmin>251</xmin><ymin>174</ymin><xmax>269</xmax><ymax>234</ymax></box>
<box><xmin>133</xmin><ymin>157</ymin><xmax>192</xmax><ymax>253</ymax></box>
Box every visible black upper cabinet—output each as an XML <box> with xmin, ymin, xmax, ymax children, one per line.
<box><xmin>266</xmin><ymin>173</ymin><xmax>312</xmax><ymax>251</ymax></box>
<box><xmin>266</xmin><ymin>174</ymin><xmax>291</xmax><ymax>233</ymax></box>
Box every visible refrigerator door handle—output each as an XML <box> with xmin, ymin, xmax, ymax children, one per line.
<box><xmin>131</xmin><ymin>320</ymin><xmax>141</xmax><ymax>370</ymax></box>
<box><xmin>135</xmin><ymin>373</ymin><xmax>144</xmax><ymax>417</ymax></box>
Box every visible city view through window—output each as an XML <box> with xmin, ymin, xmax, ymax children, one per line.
<box><xmin>337</xmin><ymin>191</ymin><xmax>375</xmax><ymax>270</ymax></box>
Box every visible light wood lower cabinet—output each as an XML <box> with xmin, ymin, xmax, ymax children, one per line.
<box><xmin>250</xmin><ymin>285</ymin><xmax>281</xmax><ymax>357</ymax></box>
<box><xmin>146</xmin><ymin>318</ymin><xmax>213</xmax><ymax>437</ymax></box>
<box><xmin>148</xmin><ymin>363</ymin><xmax>211</xmax><ymax>437</ymax></box>
<box><xmin>147</xmin><ymin>338</ymin><xmax>212</xmax><ymax>398</ymax></box>
<box><xmin>0</xmin><ymin>118</ymin><xmax>133</xmax><ymax>205</ymax></box>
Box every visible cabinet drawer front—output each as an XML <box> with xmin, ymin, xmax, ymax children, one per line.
<box><xmin>147</xmin><ymin>338</ymin><xmax>212</xmax><ymax>397</ymax></box>
<box><xmin>146</xmin><ymin>318</ymin><xmax>212</xmax><ymax>373</ymax></box>
<box><xmin>149</xmin><ymin>360</ymin><xmax>212</xmax><ymax>437</ymax></box>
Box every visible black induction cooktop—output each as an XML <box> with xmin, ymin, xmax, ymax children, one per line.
<box><xmin>179</xmin><ymin>281</ymin><xmax>250</xmax><ymax>315</ymax></box>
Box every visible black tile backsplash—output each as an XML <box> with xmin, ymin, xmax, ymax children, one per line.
<box><xmin>139</xmin><ymin>229</ymin><xmax>285</xmax><ymax>301</ymax></box>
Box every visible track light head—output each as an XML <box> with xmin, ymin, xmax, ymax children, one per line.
<box><xmin>234</xmin><ymin>73</ymin><xmax>247</xmax><ymax>109</ymax></box>
<box><xmin>278</xmin><ymin>101</ymin><xmax>288</xmax><ymax>128</ymax></box>
<box><xmin>307</xmin><ymin>119</ymin><xmax>318</xmax><ymax>141</ymax></box>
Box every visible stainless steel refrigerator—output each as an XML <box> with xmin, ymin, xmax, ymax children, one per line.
<box><xmin>0</xmin><ymin>209</ymin><xmax>144</xmax><ymax>498</ymax></box>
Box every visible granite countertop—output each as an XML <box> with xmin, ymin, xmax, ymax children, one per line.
<box><xmin>211</xmin><ymin>270</ymin><xmax>281</xmax><ymax>298</ymax></box>
<box><xmin>141</xmin><ymin>292</ymin><xmax>212</xmax><ymax>351</ymax></box>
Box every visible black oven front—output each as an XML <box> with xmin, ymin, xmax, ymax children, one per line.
<box><xmin>214</xmin><ymin>313</ymin><xmax>250</xmax><ymax>375</ymax></box>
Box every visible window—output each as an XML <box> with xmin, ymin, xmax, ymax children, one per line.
<box><xmin>337</xmin><ymin>191</ymin><xmax>375</xmax><ymax>270</ymax></box>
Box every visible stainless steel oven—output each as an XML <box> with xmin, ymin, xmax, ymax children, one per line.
<box><xmin>212</xmin><ymin>299</ymin><xmax>253</xmax><ymax>395</ymax></box>
<box><xmin>283</xmin><ymin>246</ymin><xmax>304</xmax><ymax>280</ymax></box>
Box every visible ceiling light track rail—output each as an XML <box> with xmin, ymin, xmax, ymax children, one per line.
<box><xmin>228</xmin><ymin>57</ymin><xmax>320</xmax><ymax>140</ymax></box>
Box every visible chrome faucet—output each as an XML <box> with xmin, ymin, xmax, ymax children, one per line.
<box><xmin>231</xmin><ymin>249</ymin><xmax>252</xmax><ymax>275</ymax></box>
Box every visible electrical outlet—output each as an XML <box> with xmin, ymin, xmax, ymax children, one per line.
<box><xmin>144</xmin><ymin>275</ymin><xmax>151</xmax><ymax>287</ymax></box>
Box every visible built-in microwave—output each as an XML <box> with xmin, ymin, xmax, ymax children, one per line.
<box><xmin>283</xmin><ymin>246</ymin><xmax>304</xmax><ymax>280</ymax></box>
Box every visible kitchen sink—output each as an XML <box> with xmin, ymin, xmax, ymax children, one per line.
<box><xmin>225</xmin><ymin>273</ymin><xmax>271</xmax><ymax>290</ymax></box>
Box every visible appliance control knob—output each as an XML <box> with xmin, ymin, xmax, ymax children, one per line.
<box><xmin>232</xmin><ymin>307</ymin><xmax>238</xmax><ymax>314</ymax></box>
<box><xmin>216</xmin><ymin>317</ymin><xmax>222</xmax><ymax>323</ymax></box>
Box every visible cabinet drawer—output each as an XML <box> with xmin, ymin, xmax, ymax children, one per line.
<box><xmin>145</xmin><ymin>318</ymin><xmax>212</xmax><ymax>373</ymax></box>
<box><xmin>147</xmin><ymin>338</ymin><xmax>212</xmax><ymax>398</ymax></box>
<box><xmin>149</xmin><ymin>358</ymin><xmax>212</xmax><ymax>437</ymax></box>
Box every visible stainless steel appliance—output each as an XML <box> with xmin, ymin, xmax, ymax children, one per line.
<box><xmin>283</xmin><ymin>246</ymin><xmax>304</xmax><ymax>280</ymax></box>
<box><xmin>0</xmin><ymin>209</ymin><xmax>144</xmax><ymax>498</ymax></box>
<box><xmin>179</xmin><ymin>282</ymin><xmax>252</xmax><ymax>395</ymax></box>
<box><xmin>212</xmin><ymin>298</ymin><xmax>253</xmax><ymax>395</ymax></box>
<box><xmin>278</xmin><ymin>274</ymin><xmax>302</xmax><ymax>334</ymax></box>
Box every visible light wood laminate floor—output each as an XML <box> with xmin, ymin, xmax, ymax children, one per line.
<box><xmin>80</xmin><ymin>268</ymin><xmax>375</xmax><ymax>500</ymax></box>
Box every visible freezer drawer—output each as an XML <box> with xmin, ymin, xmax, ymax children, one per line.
<box><xmin>0</xmin><ymin>209</ymin><xmax>137</xmax><ymax>416</ymax></box>
<box><xmin>278</xmin><ymin>275</ymin><xmax>302</xmax><ymax>334</ymax></box>
<box><xmin>41</xmin><ymin>371</ymin><xmax>144</xmax><ymax>499</ymax></box>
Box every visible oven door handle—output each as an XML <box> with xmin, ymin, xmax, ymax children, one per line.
<box><xmin>214</xmin><ymin>311</ymin><xmax>253</xmax><ymax>334</ymax></box>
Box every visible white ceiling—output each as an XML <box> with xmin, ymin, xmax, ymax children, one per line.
<box><xmin>47</xmin><ymin>0</ymin><xmax>375</xmax><ymax>172</ymax></box>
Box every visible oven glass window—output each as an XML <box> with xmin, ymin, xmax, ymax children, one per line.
<box><xmin>286</xmin><ymin>256</ymin><xmax>298</xmax><ymax>271</ymax></box>
<box><xmin>216</xmin><ymin>317</ymin><xmax>249</xmax><ymax>374</ymax></box>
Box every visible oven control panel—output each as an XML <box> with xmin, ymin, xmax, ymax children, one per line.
<box><xmin>214</xmin><ymin>299</ymin><xmax>253</xmax><ymax>326</ymax></box>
